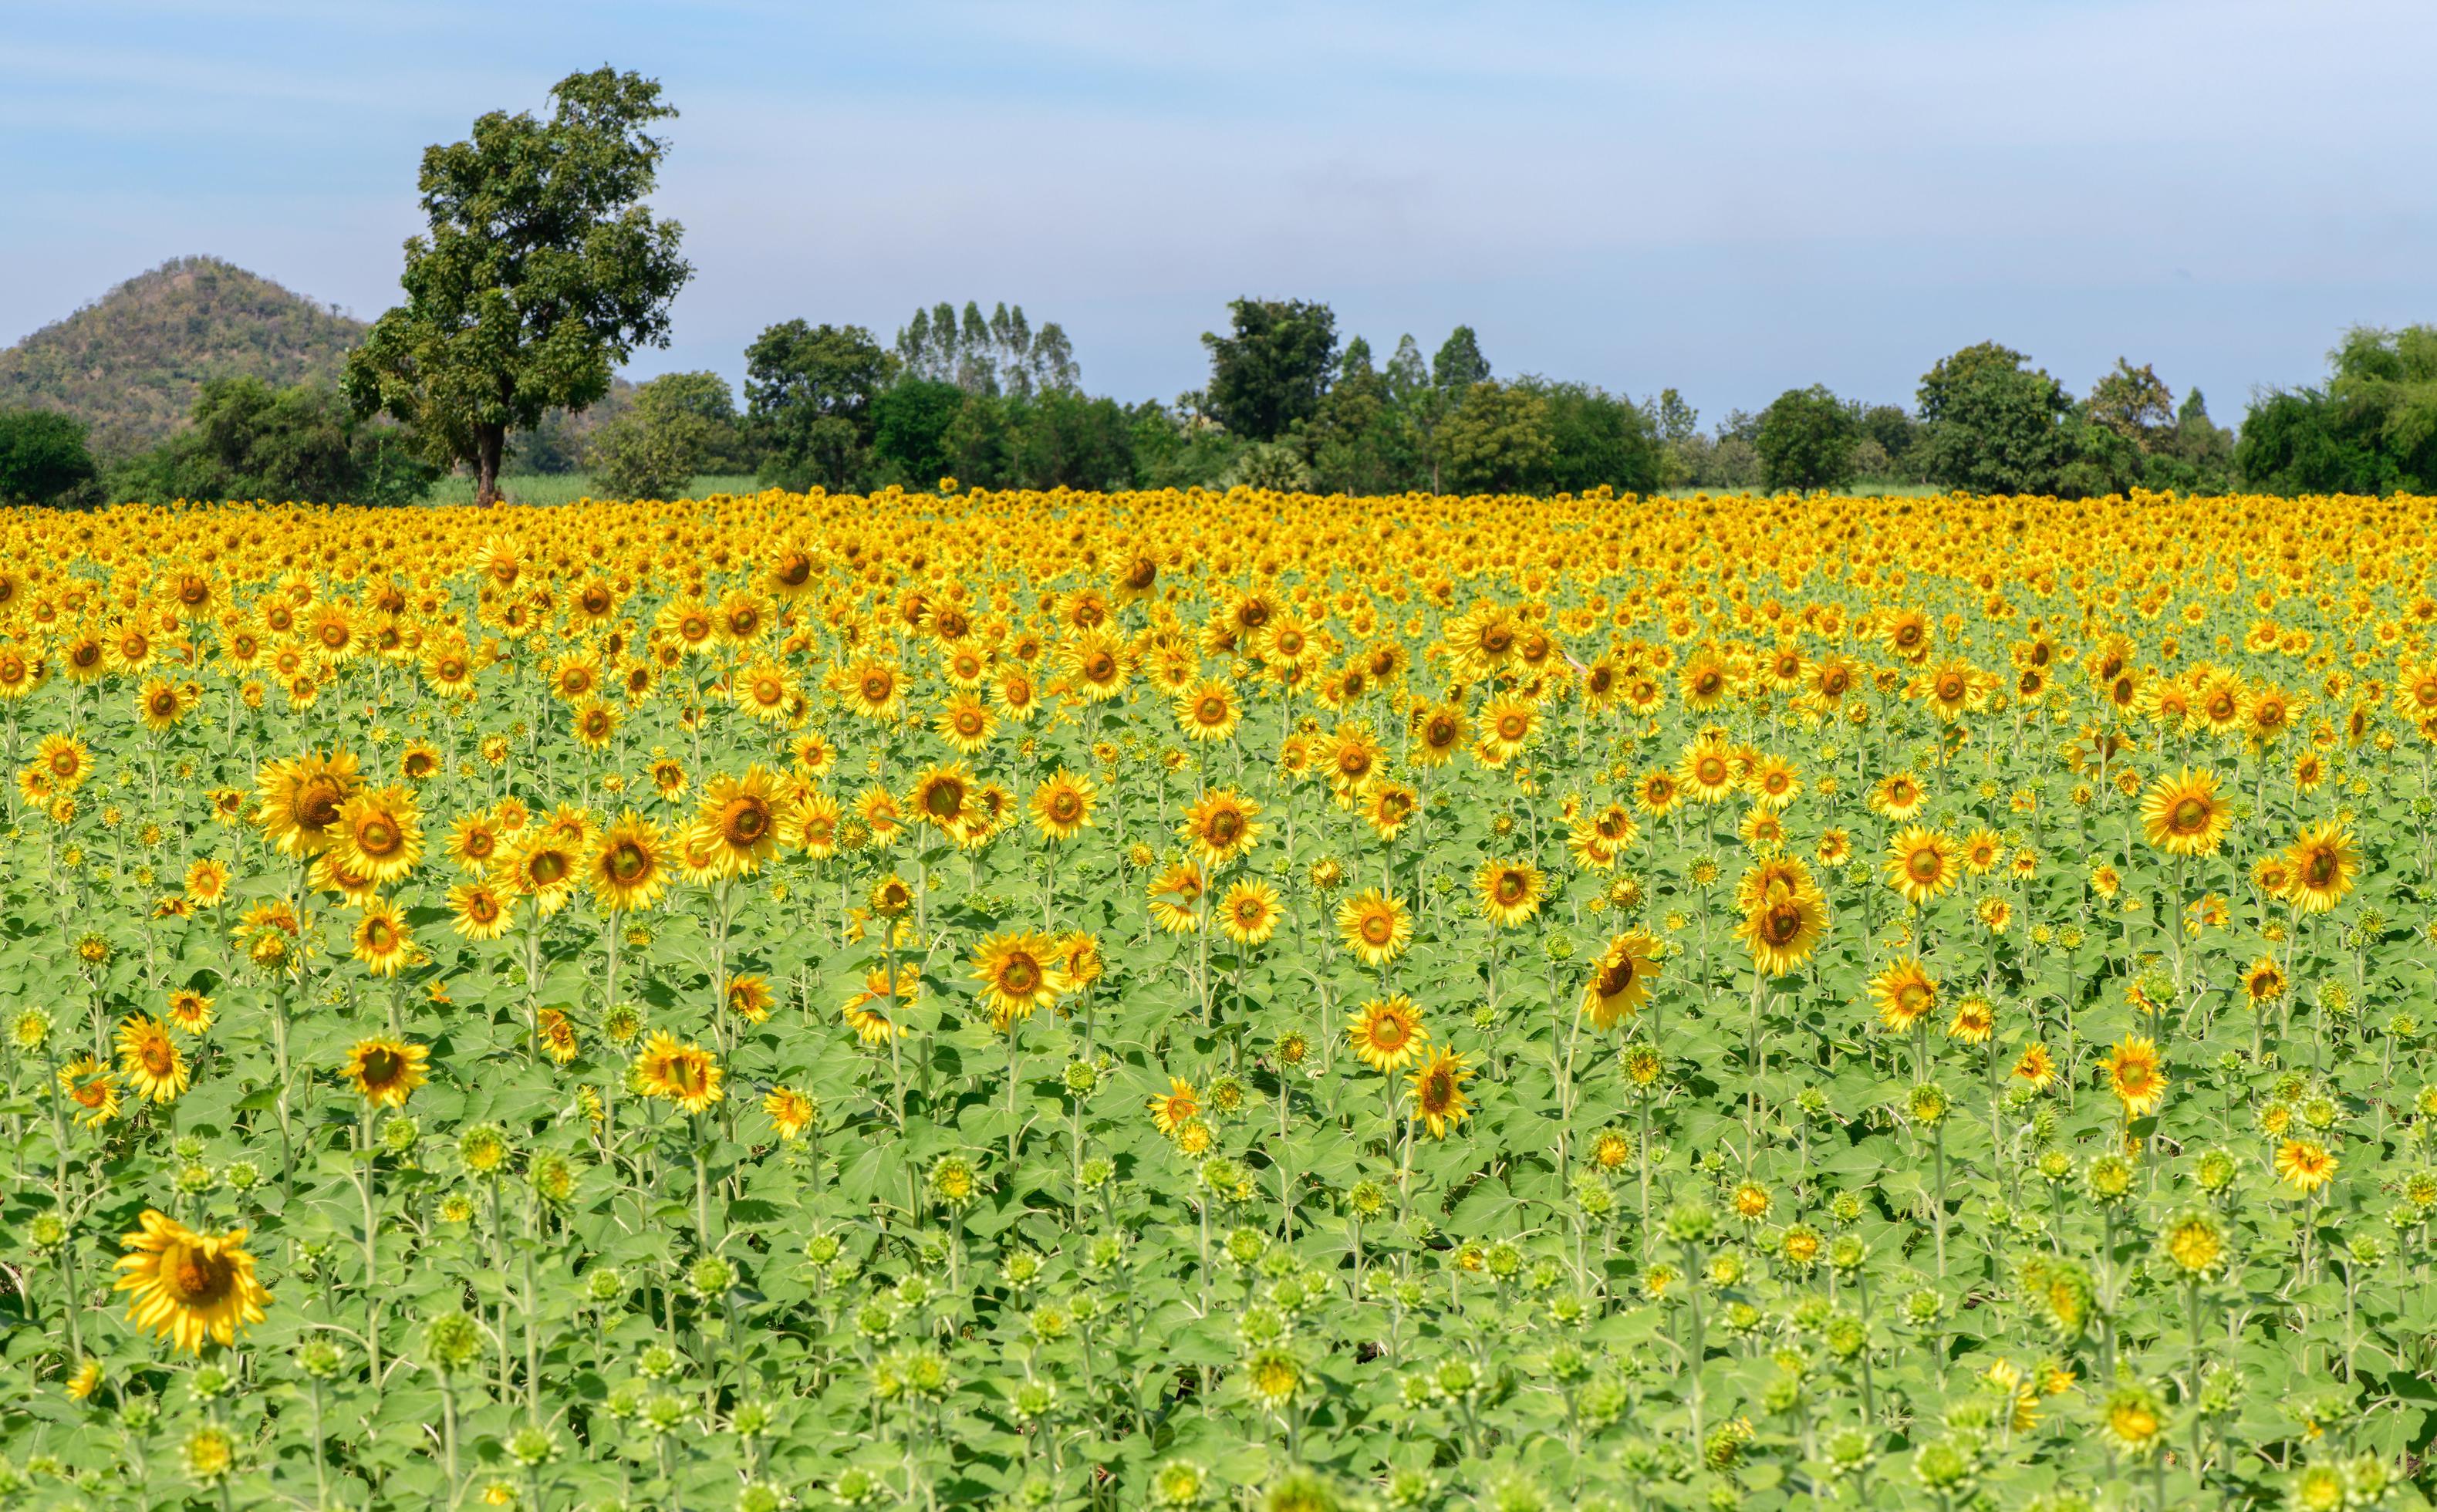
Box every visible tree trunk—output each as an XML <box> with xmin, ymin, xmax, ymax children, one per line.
<box><xmin>474</xmin><ymin>424</ymin><xmax>508</xmax><ymax>507</ymax></box>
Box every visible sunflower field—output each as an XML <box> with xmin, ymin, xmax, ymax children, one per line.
<box><xmin>3</xmin><ymin>486</ymin><xmax>2436</xmax><ymax>1512</ymax></box>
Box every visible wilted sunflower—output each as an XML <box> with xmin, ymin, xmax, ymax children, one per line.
<box><xmin>1348</xmin><ymin>994</ymin><xmax>1429</xmax><ymax>1073</ymax></box>
<box><xmin>1582</xmin><ymin>930</ymin><xmax>1662</xmax><ymax>1028</ymax></box>
<box><xmin>842</xmin><ymin>965</ymin><xmax>920</xmax><ymax>1045</ymax></box>
<box><xmin>1335</xmin><ymin>888</ymin><xmax>1411</xmax><ymax>967</ymax></box>
<box><xmin>342</xmin><ymin>1037</ymin><xmax>429</xmax><ymax>1108</ymax></box>
<box><xmin>113</xmin><ymin>1210</ymin><xmax>271</xmax><ymax>1354</ymax></box>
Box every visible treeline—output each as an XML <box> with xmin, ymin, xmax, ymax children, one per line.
<box><xmin>5</xmin><ymin>305</ymin><xmax>2437</xmax><ymax>505</ymax></box>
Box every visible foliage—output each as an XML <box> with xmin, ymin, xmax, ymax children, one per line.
<box><xmin>893</xmin><ymin>302</ymin><xmax>1078</xmax><ymax>399</ymax></box>
<box><xmin>0</xmin><ymin>408</ymin><xmax>99</xmax><ymax>505</ymax></box>
<box><xmin>1754</xmin><ymin>385</ymin><xmax>1863</xmax><ymax>493</ymax></box>
<box><xmin>2240</xmin><ymin>326</ymin><xmax>2437</xmax><ymax>495</ymax></box>
<box><xmin>2</xmin><ymin>488</ymin><xmax>2436</xmax><ymax>1511</ymax></box>
<box><xmin>1200</xmin><ymin>299</ymin><xmax>1339</xmax><ymax>444</ymax></box>
<box><xmin>1914</xmin><ymin>342</ymin><xmax>2077</xmax><ymax>494</ymax></box>
<box><xmin>746</xmin><ymin>322</ymin><xmax>894</xmax><ymax>493</ymax></box>
<box><xmin>0</xmin><ymin>257</ymin><xmax>365</xmax><ymax>459</ymax></box>
<box><xmin>343</xmin><ymin>69</ymin><xmax>692</xmax><ymax>506</ymax></box>
<box><xmin>108</xmin><ymin>378</ymin><xmax>435</xmax><ymax>507</ymax></box>
<box><xmin>586</xmin><ymin>372</ymin><xmax>744</xmax><ymax>501</ymax></box>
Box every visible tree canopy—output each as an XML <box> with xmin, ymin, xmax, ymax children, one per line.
<box><xmin>343</xmin><ymin>67</ymin><xmax>691</xmax><ymax>505</ymax></box>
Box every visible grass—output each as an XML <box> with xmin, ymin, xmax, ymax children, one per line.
<box><xmin>417</xmin><ymin>472</ymin><xmax>762</xmax><ymax>506</ymax></box>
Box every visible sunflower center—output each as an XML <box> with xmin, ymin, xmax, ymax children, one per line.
<box><xmin>358</xmin><ymin>818</ymin><xmax>400</xmax><ymax>856</ymax></box>
<box><xmin>1907</xmin><ymin>850</ymin><xmax>1940</xmax><ymax>882</ymax></box>
<box><xmin>142</xmin><ymin>1040</ymin><xmax>174</xmax><ymax>1075</ymax></box>
<box><xmin>723</xmin><ymin>798</ymin><xmax>771</xmax><ymax>843</ymax></box>
<box><xmin>2171</xmin><ymin>798</ymin><xmax>2208</xmax><ymax>832</ymax></box>
<box><xmin>166</xmin><ymin>1244</ymin><xmax>236</xmax><ymax>1305</ymax></box>
<box><xmin>1001</xmin><ymin>956</ymin><xmax>1040</xmax><ymax>994</ymax></box>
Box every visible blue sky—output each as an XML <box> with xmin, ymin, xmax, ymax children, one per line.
<box><xmin>5</xmin><ymin>0</ymin><xmax>2433</xmax><ymax>426</ymax></box>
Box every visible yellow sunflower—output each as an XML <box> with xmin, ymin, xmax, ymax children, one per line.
<box><xmin>1335</xmin><ymin>888</ymin><xmax>1411</xmax><ymax>967</ymax></box>
<box><xmin>342</xmin><ymin>1037</ymin><xmax>429</xmax><ymax>1108</ymax></box>
<box><xmin>113</xmin><ymin>1210</ymin><xmax>271</xmax><ymax>1354</ymax></box>
<box><xmin>1348</xmin><ymin>995</ymin><xmax>1429</xmax><ymax>1073</ymax></box>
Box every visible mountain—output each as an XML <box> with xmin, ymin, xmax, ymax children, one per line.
<box><xmin>0</xmin><ymin>256</ymin><xmax>366</xmax><ymax>457</ymax></box>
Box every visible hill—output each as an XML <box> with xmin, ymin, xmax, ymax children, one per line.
<box><xmin>0</xmin><ymin>256</ymin><xmax>366</xmax><ymax>457</ymax></box>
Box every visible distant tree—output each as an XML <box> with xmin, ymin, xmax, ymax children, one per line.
<box><xmin>1432</xmin><ymin>326</ymin><xmax>1491</xmax><ymax>393</ymax></box>
<box><xmin>2236</xmin><ymin>389</ymin><xmax>2393</xmax><ymax>495</ymax></box>
<box><xmin>344</xmin><ymin>68</ymin><xmax>690</xmax><ymax>506</ymax></box>
<box><xmin>2083</xmin><ymin>359</ymin><xmax>2175</xmax><ymax>447</ymax></box>
<box><xmin>1856</xmin><ymin>405</ymin><xmax>1918</xmax><ymax>469</ymax></box>
<box><xmin>1655</xmin><ymin>388</ymin><xmax>1700</xmax><ymax>444</ymax></box>
<box><xmin>1530</xmin><ymin>380</ymin><xmax>1664</xmax><ymax>494</ymax></box>
<box><xmin>586</xmin><ymin>371</ymin><xmax>739</xmax><ymax>499</ymax></box>
<box><xmin>1200</xmin><ymin>299</ymin><xmax>1338</xmax><ymax>442</ymax></box>
<box><xmin>1913</xmin><ymin>342</ymin><xmax>2075</xmax><ymax>494</ymax></box>
<box><xmin>1438</xmin><ymin>380</ymin><xmax>1552</xmax><ymax>494</ymax></box>
<box><xmin>893</xmin><ymin>302</ymin><xmax>1079</xmax><ymax>397</ymax></box>
<box><xmin>870</xmin><ymin>379</ymin><xmax>967</xmax><ymax>487</ymax></box>
<box><xmin>1223</xmin><ymin>442</ymin><xmax>1315</xmax><ymax>493</ymax></box>
<box><xmin>0</xmin><ymin>409</ymin><xmax>98</xmax><ymax>505</ymax></box>
<box><xmin>2153</xmin><ymin>388</ymin><xmax>2236</xmax><ymax>491</ymax></box>
<box><xmin>1008</xmin><ymin>390</ymin><xmax>1136</xmax><ymax>490</ymax></box>
<box><xmin>1308</xmin><ymin>338</ymin><xmax>1419</xmax><ymax>495</ymax></box>
<box><xmin>113</xmin><ymin>378</ymin><xmax>434</xmax><ymax>505</ymax></box>
<box><xmin>2326</xmin><ymin>325</ymin><xmax>2437</xmax><ymax>487</ymax></box>
<box><xmin>1754</xmin><ymin>386</ymin><xmax>1862</xmax><ymax>492</ymax></box>
<box><xmin>746</xmin><ymin>321</ymin><xmax>894</xmax><ymax>491</ymax></box>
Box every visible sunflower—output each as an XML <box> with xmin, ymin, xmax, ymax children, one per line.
<box><xmin>790</xmin><ymin>789</ymin><xmax>844</xmax><ymax>859</ymax></box>
<box><xmin>2104</xmin><ymin>1036</ymin><xmax>2167</xmax><ymax>1119</ymax></box>
<box><xmin>1947</xmin><ymin>995</ymin><xmax>1995</xmax><ymax>1044</ymax></box>
<box><xmin>1635</xmin><ymin>768</ymin><xmax>1681</xmax><ymax>816</ymax></box>
<box><xmin>2013</xmin><ymin>1042</ymin><xmax>2057</xmax><ymax>1091</ymax></box>
<box><xmin>58</xmin><ymin>1055</ymin><xmax>121</xmax><ymax>1128</ymax></box>
<box><xmin>844</xmin><ymin>659</ymin><xmax>904</xmax><ymax>721</ymax></box>
<box><xmin>765</xmin><ymin>1086</ymin><xmax>815</xmax><ymax>1140</ymax></box>
<box><xmin>1030</xmin><ymin>769</ymin><xmax>1096</xmax><ymax>842</ymax></box>
<box><xmin>350</xmin><ymin>898</ymin><xmax>414</xmax><ymax>977</ymax></box>
<box><xmin>1868</xmin><ymin>771</ymin><xmax>1926</xmax><ymax>821</ymax></box>
<box><xmin>164</xmin><ymin>988</ymin><xmax>214</xmax><ymax>1035</ymax></box>
<box><xmin>724</xmin><ymin>974</ymin><xmax>776</xmax><ymax>1024</ymax></box>
<box><xmin>589</xmin><ymin>812</ymin><xmax>670</xmax><ymax>913</ymax></box>
<box><xmin>113</xmin><ymin>1210</ymin><xmax>271</xmax><ymax>1354</ymax></box>
<box><xmin>934</xmin><ymin>694</ymin><xmax>996</xmax><ymax>754</ymax></box>
<box><xmin>447</xmin><ymin>811</ymin><xmax>507</xmax><ymax>872</ymax></box>
<box><xmin>1677</xmin><ymin>735</ymin><xmax>1737</xmax><ymax>804</ymax></box>
<box><xmin>183</xmin><ymin>858</ymin><xmax>230</xmax><ymax>907</ymax></box>
<box><xmin>2140</xmin><ymin>768</ymin><xmax>2229</xmax><ymax>856</ymax></box>
<box><xmin>343</xmin><ymin>1037</ymin><xmax>429</xmax><ymax>1108</ymax></box>
<box><xmin>1408</xmin><ymin>1048</ymin><xmax>1475</xmax><ymax>1139</ymax></box>
<box><xmin>842</xmin><ymin>965</ymin><xmax>919</xmax><ymax>1045</ymax></box>
<box><xmin>1583</xmin><ymin>930</ymin><xmax>1663</xmax><ymax>1028</ymax></box>
<box><xmin>1737</xmin><ymin>878</ymin><xmax>1828</xmax><ymax>977</ymax></box>
<box><xmin>908</xmin><ymin>763</ymin><xmax>977</xmax><ymax>842</ymax></box>
<box><xmin>2282</xmin><ymin>822</ymin><xmax>2358</xmax><ymax>914</ymax></box>
<box><xmin>2273</xmin><ymin>1137</ymin><xmax>2337</xmax><ymax>1194</ymax></box>
<box><xmin>690</xmin><ymin>765</ymin><xmax>790</xmax><ymax>876</ymax></box>
<box><xmin>971</xmin><ymin>931</ymin><xmax>1068</xmax><ymax>1028</ymax></box>
<box><xmin>332</xmin><ymin>785</ymin><xmax>423</xmax><ymax>883</ymax></box>
<box><xmin>449</xmin><ymin>880</ymin><xmax>511</xmax><ymax>940</ymax></box>
<box><xmin>1062</xmin><ymin>630</ymin><xmax>1129</xmax><ymax>702</ymax></box>
<box><xmin>1181</xmin><ymin>790</ymin><xmax>1264</xmax><ymax>869</ymax></box>
<box><xmin>1475</xmin><ymin>860</ymin><xmax>1544</xmax><ymax>928</ymax></box>
<box><xmin>636</xmin><ymin>1031</ymin><xmax>724</xmax><ymax>1113</ymax></box>
<box><xmin>1413</xmin><ymin>703</ymin><xmax>1468</xmax><ymax>768</ymax></box>
<box><xmin>1348</xmin><ymin>995</ymin><xmax>1429</xmax><ymax>1073</ymax></box>
<box><xmin>1146</xmin><ymin>862</ymin><xmax>1205</xmax><ymax>933</ymax></box>
<box><xmin>1176</xmin><ymin>679</ymin><xmax>1240</xmax><ymax>743</ymax></box>
<box><xmin>116</xmin><ymin>1014</ymin><xmax>189</xmax><ymax>1103</ymax></box>
<box><xmin>536</xmin><ymin>1007</ymin><xmax>581</xmax><ymax>1065</ymax></box>
<box><xmin>253</xmin><ymin>749</ymin><xmax>363</xmax><ymax>856</ymax></box>
<box><xmin>1147</xmin><ymin>1077</ymin><xmax>1200</xmax><ymax>1136</ymax></box>
<box><xmin>1217</xmin><ymin>879</ymin><xmax>1283</xmax><ymax>946</ymax></box>
<box><xmin>1479</xmin><ymin>694</ymin><xmax>1537</xmax><ymax>764</ymax></box>
<box><xmin>1883</xmin><ymin>825</ymin><xmax>1958</xmax><ymax>906</ymax></box>
<box><xmin>1335</xmin><ymin>888</ymin><xmax>1411</xmax><ymax>967</ymax></box>
<box><xmin>1868</xmin><ymin>958</ymin><xmax>1938</xmax><ymax>1033</ymax></box>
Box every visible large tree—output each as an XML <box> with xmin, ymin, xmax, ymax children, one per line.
<box><xmin>344</xmin><ymin>67</ymin><xmax>691</xmax><ymax>506</ymax></box>
<box><xmin>746</xmin><ymin>321</ymin><xmax>894</xmax><ymax>492</ymax></box>
<box><xmin>0</xmin><ymin>409</ymin><xmax>98</xmax><ymax>505</ymax></box>
<box><xmin>1912</xmin><ymin>341</ymin><xmax>2075</xmax><ymax>494</ymax></box>
<box><xmin>1200</xmin><ymin>299</ymin><xmax>1338</xmax><ymax>443</ymax></box>
<box><xmin>1753</xmin><ymin>385</ymin><xmax>1862</xmax><ymax>493</ymax></box>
